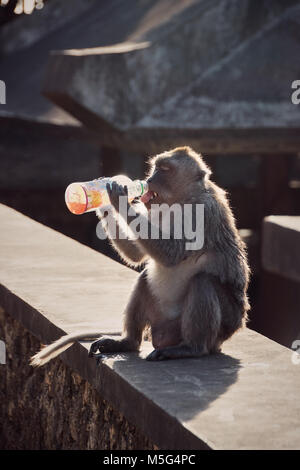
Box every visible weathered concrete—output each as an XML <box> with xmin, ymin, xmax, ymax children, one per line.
<box><xmin>0</xmin><ymin>0</ymin><xmax>99</xmax><ymax>56</ymax></box>
<box><xmin>262</xmin><ymin>216</ymin><xmax>300</xmax><ymax>283</ymax></box>
<box><xmin>251</xmin><ymin>270</ymin><xmax>300</xmax><ymax>349</ymax></box>
<box><xmin>0</xmin><ymin>204</ymin><xmax>300</xmax><ymax>449</ymax></box>
<box><xmin>0</xmin><ymin>113</ymin><xmax>111</xmax><ymax>261</ymax></box>
<box><xmin>251</xmin><ymin>216</ymin><xmax>300</xmax><ymax>348</ymax></box>
<box><xmin>0</xmin><ymin>204</ymin><xmax>137</xmax><ymax>336</ymax></box>
<box><xmin>0</xmin><ymin>0</ymin><xmax>197</xmax><ymax>124</ymax></box>
<box><xmin>0</xmin><ymin>114</ymin><xmax>101</xmax><ymax>190</ymax></box>
<box><xmin>42</xmin><ymin>1</ymin><xmax>300</xmax><ymax>153</ymax></box>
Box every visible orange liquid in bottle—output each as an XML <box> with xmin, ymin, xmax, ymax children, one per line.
<box><xmin>65</xmin><ymin>183</ymin><xmax>103</xmax><ymax>215</ymax></box>
<box><xmin>65</xmin><ymin>177</ymin><xmax>148</xmax><ymax>215</ymax></box>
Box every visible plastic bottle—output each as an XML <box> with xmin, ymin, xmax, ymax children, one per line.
<box><xmin>65</xmin><ymin>175</ymin><xmax>148</xmax><ymax>215</ymax></box>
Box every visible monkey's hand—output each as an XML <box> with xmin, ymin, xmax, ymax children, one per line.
<box><xmin>106</xmin><ymin>182</ymin><xmax>129</xmax><ymax>213</ymax></box>
<box><xmin>89</xmin><ymin>336</ymin><xmax>138</xmax><ymax>357</ymax></box>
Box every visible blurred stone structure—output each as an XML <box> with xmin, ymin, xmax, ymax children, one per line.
<box><xmin>1</xmin><ymin>0</ymin><xmax>300</xmax><ymax>339</ymax></box>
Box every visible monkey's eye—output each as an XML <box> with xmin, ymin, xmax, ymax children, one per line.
<box><xmin>159</xmin><ymin>165</ymin><xmax>170</xmax><ymax>171</ymax></box>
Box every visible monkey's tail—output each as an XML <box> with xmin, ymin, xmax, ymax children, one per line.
<box><xmin>30</xmin><ymin>331</ymin><xmax>121</xmax><ymax>367</ymax></box>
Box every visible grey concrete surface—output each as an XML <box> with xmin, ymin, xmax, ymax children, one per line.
<box><xmin>0</xmin><ymin>204</ymin><xmax>300</xmax><ymax>449</ymax></box>
<box><xmin>0</xmin><ymin>0</ymin><xmax>99</xmax><ymax>56</ymax></box>
<box><xmin>0</xmin><ymin>203</ymin><xmax>135</xmax><ymax>335</ymax></box>
<box><xmin>0</xmin><ymin>114</ymin><xmax>101</xmax><ymax>190</ymax></box>
<box><xmin>2</xmin><ymin>1</ymin><xmax>300</xmax><ymax>154</ymax></box>
<box><xmin>262</xmin><ymin>216</ymin><xmax>300</xmax><ymax>283</ymax></box>
<box><xmin>42</xmin><ymin>1</ymin><xmax>300</xmax><ymax>142</ymax></box>
<box><xmin>0</xmin><ymin>0</ymin><xmax>197</xmax><ymax>124</ymax></box>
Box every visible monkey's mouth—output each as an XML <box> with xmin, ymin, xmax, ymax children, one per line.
<box><xmin>140</xmin><ymin>190</ymin><xmax>159</xmax><ymax>205</ymax></box>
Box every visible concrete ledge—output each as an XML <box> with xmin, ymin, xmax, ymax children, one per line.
<box><xmin>262</xmin><ymin>216</ymin><xmax>300</xmax><ymax>283</ymax></box>
<box><xmin>1</xmin><ymin>204</ymin><xmax>300</xmax><ymax>449</ymax></box>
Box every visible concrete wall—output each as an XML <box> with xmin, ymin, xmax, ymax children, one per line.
<box><xmin>0</xmin><ymin>307</ymin><xmax>156</xmax><ymax>450</ymax></box>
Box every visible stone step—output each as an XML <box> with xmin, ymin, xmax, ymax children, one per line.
<box><xmin>262</xmin><ymin>216</ymin><xmax>300</xmax><ymax>283</ymax></box>
<box><xmin>250</xmin><ymin>216</ymin><xmax>300</xmax><ymax>349</ymax></box>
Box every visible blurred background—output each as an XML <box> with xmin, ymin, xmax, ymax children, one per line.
<box><xmin>0</xmin><ymin>0</ymin><xmax>300</xmax><ymax>348</ymax></box>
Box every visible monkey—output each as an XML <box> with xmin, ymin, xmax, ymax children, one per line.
<box><xmin>31</xmin><ymin>146</ymin><xmax>250</xmax><ymax>366</ymax></box>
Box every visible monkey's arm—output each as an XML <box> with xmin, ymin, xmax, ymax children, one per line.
<box><xmin>106</xmin><ymin>182</ymin><xmax>187</xmax><ymax>267</ymax></box>
<box><xmin>97</xmin><ymin>208</ymin><xmax>148</xmax><ymax>268</ymax></box>
<box><xmin>126</xmin><ymin>208</ymin><xmax>186</xmax><ymax>267</ymax></box>
<box><xmin>134</xmin><ymin>221</ymin><xmax>186</xmax><ymax>266</ymax></box>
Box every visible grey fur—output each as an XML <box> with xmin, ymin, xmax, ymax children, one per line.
<box><xmin>30</xmin><ymin>147</ymin><xmax>250</xmax><ymax>366</ymax></box>
<box><xmin>92</xmin><ymin>147</ymin><xmax>250</xmax><ymax>361</ymax></box>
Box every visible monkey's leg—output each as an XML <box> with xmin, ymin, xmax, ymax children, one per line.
<box><xmin>89</xmin><ymin>271</ymin><xmax>149</xmax><ymax>357</ymax></box>
<box><xmin>146</xmin><ymin>344</ymin><xmax>204</xmax><ymax>361</ymax></box>
<box><xmin>146</xmin><ymin>273</ymin><xmax>221</xmax><ymax>361</ymax></box>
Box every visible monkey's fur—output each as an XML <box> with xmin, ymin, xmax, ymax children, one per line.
<box><xmin>31</xmin><ymin>147</ymin><xmax>250</xmax><ymax>366</ymax></box>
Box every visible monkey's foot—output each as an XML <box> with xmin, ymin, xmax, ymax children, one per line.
<box><xmin>89</xmin><ymin>337</ymin><xmax>121</xmax><ymax>356</ymax></box>
<box><xmin>88</xmin><ymin>337</ymin><xmax>137</xmax><ymax>357</ymax></box>
<box><xmin>146</xmin><ymin>345</ymin><xmax>205</xmax><ymax>361</ymax></box>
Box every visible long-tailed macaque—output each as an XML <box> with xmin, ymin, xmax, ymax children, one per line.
<box><xmin>31</xmin><ymin>147</ymin><xmax>250</xmax><ymax>366</ymax></box>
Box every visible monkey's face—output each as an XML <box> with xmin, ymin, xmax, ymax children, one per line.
<box><xmin>140</xmin><ymin>148</ymin><xmax>209</xmax><ymax>209</ymax></box>
<box><xmin>141</xmin><ymin>157</ymin><xmax>174</xmax><ymax>209</ymax></box>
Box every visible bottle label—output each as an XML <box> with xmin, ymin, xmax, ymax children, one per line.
<box><xmin>65</xmin><ymin>177</ymin><xmax>148</xmax><ymax>214</ymax></box>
